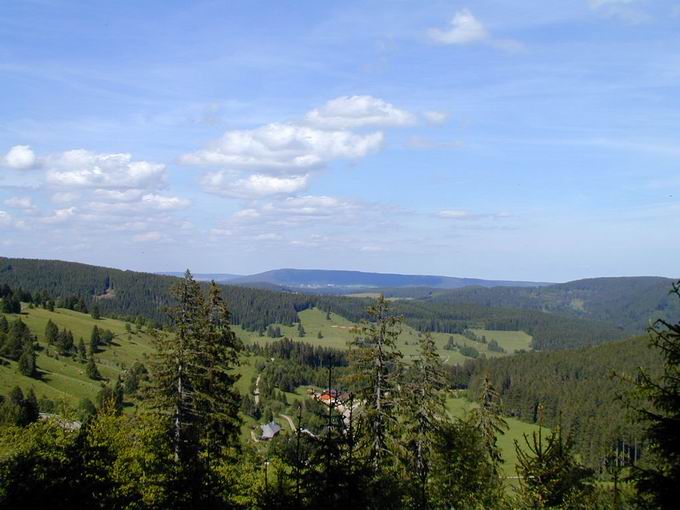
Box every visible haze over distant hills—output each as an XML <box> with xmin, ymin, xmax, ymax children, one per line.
<box><xmin>161</xmin><ymin>268</ymin><xmax>552</xmax><ymax>294</ymax></box>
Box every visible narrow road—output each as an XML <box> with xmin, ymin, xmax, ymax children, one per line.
<box><xmin>254</xmin><ymin>374</ymin><xmax>261</xmax><ymax>405</ymax></box>
<box><xmin>279</xmin><ymin>413</ymin><xmax>296</xmax><ymax>431</ymax></box>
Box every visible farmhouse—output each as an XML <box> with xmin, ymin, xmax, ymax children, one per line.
<box><xmin>260</xmin><ymin>421</ymin><xmax>282</xmax><ymax>440</ymax></box>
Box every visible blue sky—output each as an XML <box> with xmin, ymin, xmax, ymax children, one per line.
<box><xmin>1</xmin><ymin>0</ymin><xmax>679</xmax><ymax>281</ymax></box>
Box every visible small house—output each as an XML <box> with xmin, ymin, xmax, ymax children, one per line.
<box><xmin>260</xmin><ymin>421</ymin><xmax>281</xmax><ymax>440</ymax></box>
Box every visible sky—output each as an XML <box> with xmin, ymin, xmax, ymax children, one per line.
<box><xmin>1</xmin><ymin>0</ymin><xmax>679</xmax><ymax>282</ymax></box>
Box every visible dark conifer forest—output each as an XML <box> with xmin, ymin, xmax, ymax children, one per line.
<box><xmin>0</xmin><ymin>258</ymin><xmax>679</xmax><ymax>508</ymax></box>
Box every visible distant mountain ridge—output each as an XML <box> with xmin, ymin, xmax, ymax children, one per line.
<box><xmin>159</xmin><ymin>272</ymin><xmax>241</xmax><ymax>282</ymax></box>
<box><xmin>226</xmin><ymin>268</ymin><xmax>551</xmax><ymax>293</ymax></box>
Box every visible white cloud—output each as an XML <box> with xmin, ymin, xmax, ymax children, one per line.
<box><xmin>46</xmin><ymin>150</ymin><xmax>166</xmax><ymax>189</ymax></box>
<box><xmin>437</xmin><ymin>209</ymin><xmax>472</xmax><ymax>219</ymax></box>
<box><xmin>52</xmin><ymin>191</ymin><xmax>81</xmax><ymax>203</ymax></box>
<box><xmin>133</xmin><ymin>231</ymin><xmax>162</xmax><ymax>242</ymax></box>
<box><xmin>428</xmin><ymin>9</ymin><xmax>488</xmax><ymax>45</ymax></box>
<box><xmin>428</xmin><ymin>10</ymin><xmax>523</xmax><ymax>51</ymax></box>
<box><xmin>305</xmin><ymin>96</ymin><xmax>415</xmax><ymax>129</ymax></box>
<box><xmin>140</xmin><ymin>193</ymin><xmax>190</xmax><ymax>210</ymax></box>
<box><xmin>423</xmin><ymin>111</ymin><xmax>450</xmax><ymax>125</ymax></box>
<box><xmin>181</xmin><ymin>123</ymin><xmax>383</xmax><ymax>173</ymax></box>
<box><xmin>202</xmin><ymin>172</ymin><xmax>309</xmax><ymax>198</ymax></box>
<box><xmin>0</xmin><ymin>211</ymin><xmax>13</xmax><ymax>227</ymax></box>
<box><xmin>4</xmin><ymin>197</ymin><xmax>34</xmax><ymax>210</ymax></box>
<box><xmin>94</xmin><ymin>189</ymin><xmax>145</xmax><ymax>202</ymax></box>
<box><xmin>437</xmin><ymin>209</ymin><xmax>512</xmax><ymax>221</ymax></box>
<box><xmin>41</xmin><ymin>207</ymin><xmax>77</xmax><ymax>224</ymax></box>
<box><xmin>2</xmin><ymin>145</ymin><xmax>38</xmax><ymax>170</ymax></box>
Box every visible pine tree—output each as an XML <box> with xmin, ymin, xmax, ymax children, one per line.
<box><xmin>44</xmin><ymin>319</ymin><xmax>59</xmax><ymax>345</ymax></box>
<box><xmin>399</xmin><ymin>332</ymin><xmax>448</xmax><ymax>509</ymax></box>
<box><xmin>90</xmin><ymin>325</ymin><xmax>101</xmax><ymax>353</ymax></box>
<box><xmin>349</xmin><ymin>295</ymin><xmax>404</xmax><ymax>469</ymax></box>
<box><xmin>18</xmin><ymin>342</ymin><xmax>37</xmax><ymax>378</ymax></box>
<box><xmin>86</xmin><ymin>355</ymin><xmax>101</xmax><ymax>380</ymax></box>
<box><xmin>632</xmin><ymin>281</ymin><xmax>680</xmax><ymax>507</ymax></box>
<box><xmin>148</xmin><ymin>272</ymin><xmax>242</xmax><ymax>506</ymax></box>
<box><xmin>514</xmin><ymin>411</ymin><xmax>594</xmax><ymax>508</ymax></box>
<box><xmin>77</xmin><ymin>338</ymin><xmax>87</xmax><ymax>362</ymax></box>
<box><xmin>471</xmin><ymin>375</ymin><xmax>509</xmax><ymax>470</ymax></box>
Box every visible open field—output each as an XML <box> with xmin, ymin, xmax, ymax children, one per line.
<box><xmin>235</xmin><ymin>307</ymin><xmax>532</xmax><ymax>363</ymax></box>
<box><xmin>446</xmin><ymin>396</ymin><xmax>544</xmax><ymax>477</ymax></box>
<box><xmin>0</xmin><ymin>305</ymin><xmax>156</xmax><ymax>404</ymax></box>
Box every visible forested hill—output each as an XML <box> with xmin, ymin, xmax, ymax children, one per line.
<box><xmin>428</xmin><ymin>276</ymin><xmax>680</xmax><ymax>333</ymax></box>
<box><xmin>0</xmin><ymin>257</ymin><xmax>627</xmax><ymax>350</ymax></box>
<box><xmin>229</xmin><ymin>268</ymin><xmax>549</xmax><ymax>292</ymax></box>
<box><xmin>467</xmin><ymin>334</ymin><xmax>663</xmax><ymax>469</ymax></box>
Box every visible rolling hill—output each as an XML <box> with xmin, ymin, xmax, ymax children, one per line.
<box><xmin>228</xmin><ymin>268</ymin><xmax>550</xmax><ymax>293</ymax></box>
<box><xmin>428</xmin><ymin>276</ymin><xmax>680</xmax><ymax>332</ymax></box>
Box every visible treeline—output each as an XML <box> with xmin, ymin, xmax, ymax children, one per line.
<box><xmin>467</xmin><ymin>335</ymin><xmax>662</xmax><ymax>469</ymax></box>
<box><xmin>429</xmin><ymin>276</ymin><xmax>680</xmax><ymax>333</ymax></box>
<box><xmin>249</xmin><ymin>337</ymin><xmax>349</xmax><ymax>368</ymax></box>
<box><xmin>0</xmin><ymin>257</ymin><xmax>628</xmax><ymax>351</ymax></box>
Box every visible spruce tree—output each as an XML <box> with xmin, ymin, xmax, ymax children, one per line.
<box><xmin>632</xmin><ymin>281</ymin><xmax>680</xmax><ymax>507</ymax></box>
<box><xmin>297</xmin><ymin>322</ymin><xmax>306</xmax><ymax>338</ymax></box>
<box><xmin>399</xmin><ymin>332</ymin><xmax>448</xmax><ymax>509</ymax></box>
<box><xmin>91</xmin><ymin>304</ymin><xmax>100</xmax><ymax>320</ymax></box>
<box><xmin>148</xmin><ymin>272</ymin><xmax>242</xmax><ymax>506</ymax></box>
<box><xmin>18</xmin><ymin>342</ymin><xmax>37</xmax><ymax>378</ymax></box>
<box><xmin>77</xmin><ymin>338</ymin><xmax>87</xmax><ymax>362</ymax></box>
<box><xmin>86</xmin><ymin>355</ymin><xmax>101</xmax><ymax>380</ymax></box>
<box><xmin>471</xmin><ymin>375</ymin><xmax>509</xmax><ymax>470</ymax></box>
<box><xmin>90</xmin><ymin>326</ymin><xmax>101</xmax><ymax>353</ymax></box>
<box><xmin>44</xmin><ymin>319</ymin><xmax>59</xmax><ymax>345</ymax></box>
<box><xmin>350</xmin><ymin>295</ymin><xmax>403</xmax><ymax>470</ymax></box>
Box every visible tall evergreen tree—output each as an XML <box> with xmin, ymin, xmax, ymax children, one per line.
<box><xmin>18</xmin><ymin>342</ymin><xmax>37</xmax><ymax>378</ymax></box>
<box><xmin>399</xmin><ymin>332</ymin><xmax>448</xmax><ymax>510</ymax></box>
<box><xmin>631</xmin><ymin>281</ymin><xmax>680</xmax><ymax>508</ymax></box>
<box><xmin>471</xmin><ymin>375</ymin><xmax>509</xmax><ymax>471</ymax></box>
<box><xmin>86</xmin><ymin>355</ymin><xmax>101</xmax><ymax>380</ymax></box>
<box><xmin>348</xmin><ymin>295</ymin><xmax>404</xmax><ymax>507</ymax></box>
<box><xmin>514</xmin><ymin>414</ymin><xmax>594</xmax><ymax>508</ymax></box>
<box><xmin>44</xmin><ymin>319</ymin><xmax>59</xmax><ymax>345</ymax></box>
<box><xmin>148</xmin><ymin>272</ymin><xmax>242</xmax><ymax>507</ymax></box>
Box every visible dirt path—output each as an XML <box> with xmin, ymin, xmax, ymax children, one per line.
<box><xmin>279</xmin><ymin>413</ymin><xmax>296</xmax><ymax>432</ymax></box>
<box><xmin>254</xmin><ymin>374</ymin><xmax>261</xmax><ymax>405</ymax></box>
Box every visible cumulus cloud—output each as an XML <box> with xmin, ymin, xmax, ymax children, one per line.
<box><xmin>202</xmin><ymin>172</ymin><xmax>309</xmax><ymax>198</ymax></box>
<box><xmin>181</xmin><ymin>96</ymin><xmax>427</xmax><ymax>200</ymax></box>
<box><xmin>423</xmin><ymin>111</ymin><xmax>450</xmax><ymax>125</ymax></box>
<box><xmin>4</xmin><ymin>197</ymin><xmax>35</xmax><ymax>210</ymax></box>
<box><xmin>41</xmin><ymin>207</ymin><xmax>77</xmax><ymax>224</ymax></box>
<box><xmin>140</xmin><ymin>193</ymin><xmax>190</xmax><ymax>210</ymax></box>
<box><xmin>305</xmin><ymin>96</ymin><xmax>415</xmax><ymax>128</ymax></box>
<box><xmin>46</xmin><ymin>150</ymin><xmax>166</xmax><ymax>189</ymax></box>
<box><xmin>0</xmin><ymin>211</ymin><xmax>14</xmax><ymax>227</ymax></box>
<box><xmin>133</xmin><ymin>231</ymin><xmax>163</xmax><ymax>242</ymax></box>
<box><xmin>51</xmin><ymin>191</ymin><xmax>81</xmax><ymax>203</ymax></box>
<box><xmin>428</xmin><ymin>10</ymin><xmax>523</xmax><ymax>51</ymax></box>
<box><xmin>437</xmin><ymin>209</ymin><xmax>512</xmax><ymax>221</ymax></box>
<box><xmin>181</xmin><ymin>123</ymin><xmax>383</xmax><ymax>173</ymax></box>
<box><xmin>2</xmin><ymin>145</ymin><xmax>38</xmax><ymax>170</ymax></box>
<box><xmin>94</xmin><ymin>189</ymin><xmax>145</xmax><ymax>202</ymax></box>
<box><xmin>428</xmin><ymin>9</ymin><xmax>488</xmax><ymax>45</ymax></box>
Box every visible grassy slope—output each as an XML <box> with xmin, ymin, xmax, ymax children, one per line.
<box><xmin>0</xmin><ymin>306</ymin><xmax>155</xmax><ymax>404</ymax></box>
<box><xmin>446</xmin><ymin>396</ymin><xmax>543</xmax><ymax>477</ymax></box>
<box><xmin>234</xmin><ymin>307</ymin><xmax>532</xmax><ymax>363</ymax></box>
